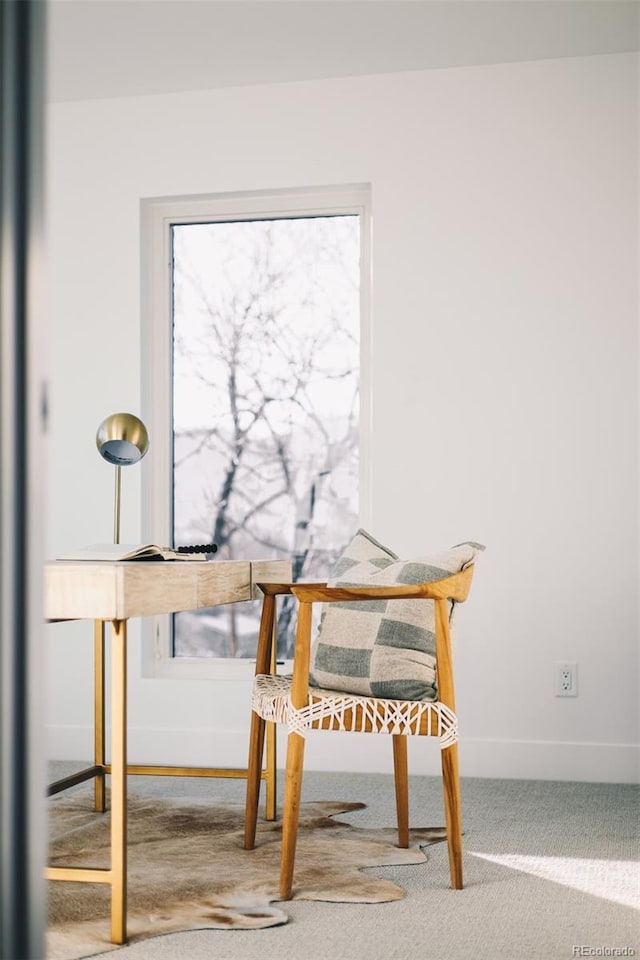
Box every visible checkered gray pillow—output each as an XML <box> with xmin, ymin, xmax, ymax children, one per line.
<box><xmin>309</xmin><ymin>530</ymin><xmax>484</xmax><ymax>701</ymax></box>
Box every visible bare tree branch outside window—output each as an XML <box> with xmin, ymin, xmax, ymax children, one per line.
<box><xmin>171</xmin><ymin>215</ymin><xmax>360</xmax><ymax>658</ymax></box>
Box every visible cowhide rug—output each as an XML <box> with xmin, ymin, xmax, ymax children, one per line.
<box><xmin>47</xmin><ymin>789</ymin><xmax>446</xmax><ymax>960</ymax></box>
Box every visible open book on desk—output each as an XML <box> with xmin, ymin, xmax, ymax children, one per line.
<box><xmin>56</xmin><ymin>543</ymin><xmax>216</xmax><ymax>562</ymax></box>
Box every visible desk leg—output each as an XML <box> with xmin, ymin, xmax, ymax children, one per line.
<box><xmin>110</xmin><ymin>619</ymin><xmax>127</xmax><ymax>945</ymax></box>
<box><xmin>94</xmin><ymin>620</ymin><xmax>106</xmax><ymax>812</ymax></box>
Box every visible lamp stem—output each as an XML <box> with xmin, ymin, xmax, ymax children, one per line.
<box><xmin>113</xmin><ymin>465</ymin><xmax>121</xmax><ymax>544</ymax></box>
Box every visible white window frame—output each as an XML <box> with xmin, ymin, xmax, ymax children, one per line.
<box><xmin>140</xmin><ymin>184</ymin><xmax>372</xmax><ymax>680</ymax></box>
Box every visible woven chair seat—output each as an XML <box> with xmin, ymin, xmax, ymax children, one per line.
<box><xmin>252</xmin><ymin>673</ymin><xmax>458</xmax><ymax>746</ymax></box>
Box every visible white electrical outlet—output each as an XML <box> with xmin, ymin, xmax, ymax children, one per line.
<box><xmin>554</xmin><ymin>662</ymin><xmax>578</xmax><ymax>697</ymax></box>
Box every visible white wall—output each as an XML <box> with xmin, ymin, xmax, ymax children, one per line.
<box><xmin>45</xmin><ymin>52</ymin><xmax>639</xmax><ymax>783</ymax></box>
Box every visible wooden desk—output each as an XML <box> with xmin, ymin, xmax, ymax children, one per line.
<box><xmin>44</xmin><ymin>558</ymin><xmax>290</xmax><ymax>944</ymax></box>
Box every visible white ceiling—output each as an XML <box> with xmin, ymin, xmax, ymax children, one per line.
<box><xmin>48</xmin><ymin>0</ymin><xmax>639</xmax><ymax>104</ymax></box>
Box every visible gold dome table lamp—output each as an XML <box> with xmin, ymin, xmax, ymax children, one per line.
<box><xmin>96</xmin><ymin>413</ymin><xmax>149</xmax><ymax>544</ymax></box>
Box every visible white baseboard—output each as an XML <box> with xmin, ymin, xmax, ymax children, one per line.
<box><xmin>47</xmin><ymin>724</ymin><xmax>640</xmax><ymax>784</ymax></box>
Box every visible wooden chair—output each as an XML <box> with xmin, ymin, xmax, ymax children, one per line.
<box><xmin>244</xmin><ymin>565</ymin><xmax>475</xmax><ymax>899</ymax></box>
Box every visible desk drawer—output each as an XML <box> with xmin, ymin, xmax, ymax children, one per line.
<box><xmin>45</xmin><ymin>561</ymin><xmax>252</xmax><ymax>621</ymax></box>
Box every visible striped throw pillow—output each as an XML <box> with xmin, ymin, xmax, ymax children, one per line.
<box><xmin>309</xmin><ymin>530</ymin><xmax>484</xmax><ymax>701</ymax></box>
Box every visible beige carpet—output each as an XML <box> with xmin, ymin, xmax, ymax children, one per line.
<box><xmin>47</xmin><ymin>789</ymin><xmax>446</xmax><ymax>960</ymax></box>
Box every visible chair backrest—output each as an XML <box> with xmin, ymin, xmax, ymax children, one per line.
<box><xmin>282</xmin><ymin>564</ymin><xmax>474</xmax><ymax>714</ymax></box>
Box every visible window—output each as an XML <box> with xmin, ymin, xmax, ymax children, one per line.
<box><xmin>142</xmin><ymin>186</ymin><xmax>371</xmax><ymax>678</ymax></box>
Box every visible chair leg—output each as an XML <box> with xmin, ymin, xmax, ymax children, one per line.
<box><xmin>441</xmin><ymin>742</ymin><xmax>463</xmax><ymax>889</ymax></box>
<box><xmin>392</xmin><ymin>735</ymin><xmax>409</xmax><ymax>848</ymax></box>
<box><xmin>246</xmin><ymin>592</ymin><xmax>277</xmax><ymax>845</ymax></box>
<box><xmin>244</xmin><ymin>710</ymin><xmax>266</xmax><ymax>849</ymax></box>
<box><xmin>280</xmin><ymin>731</ymin><xmax>305</xmax><ymax>900</ymax></box>
<box><xmin>265</xmin><ymin>719</ymin><xmax>277</xmax><ymax>821</ymax></box>
<box><xmin>265</xmin><ymin>607</ymin><xmax>278</xmax><ymax>821</ymax></box>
